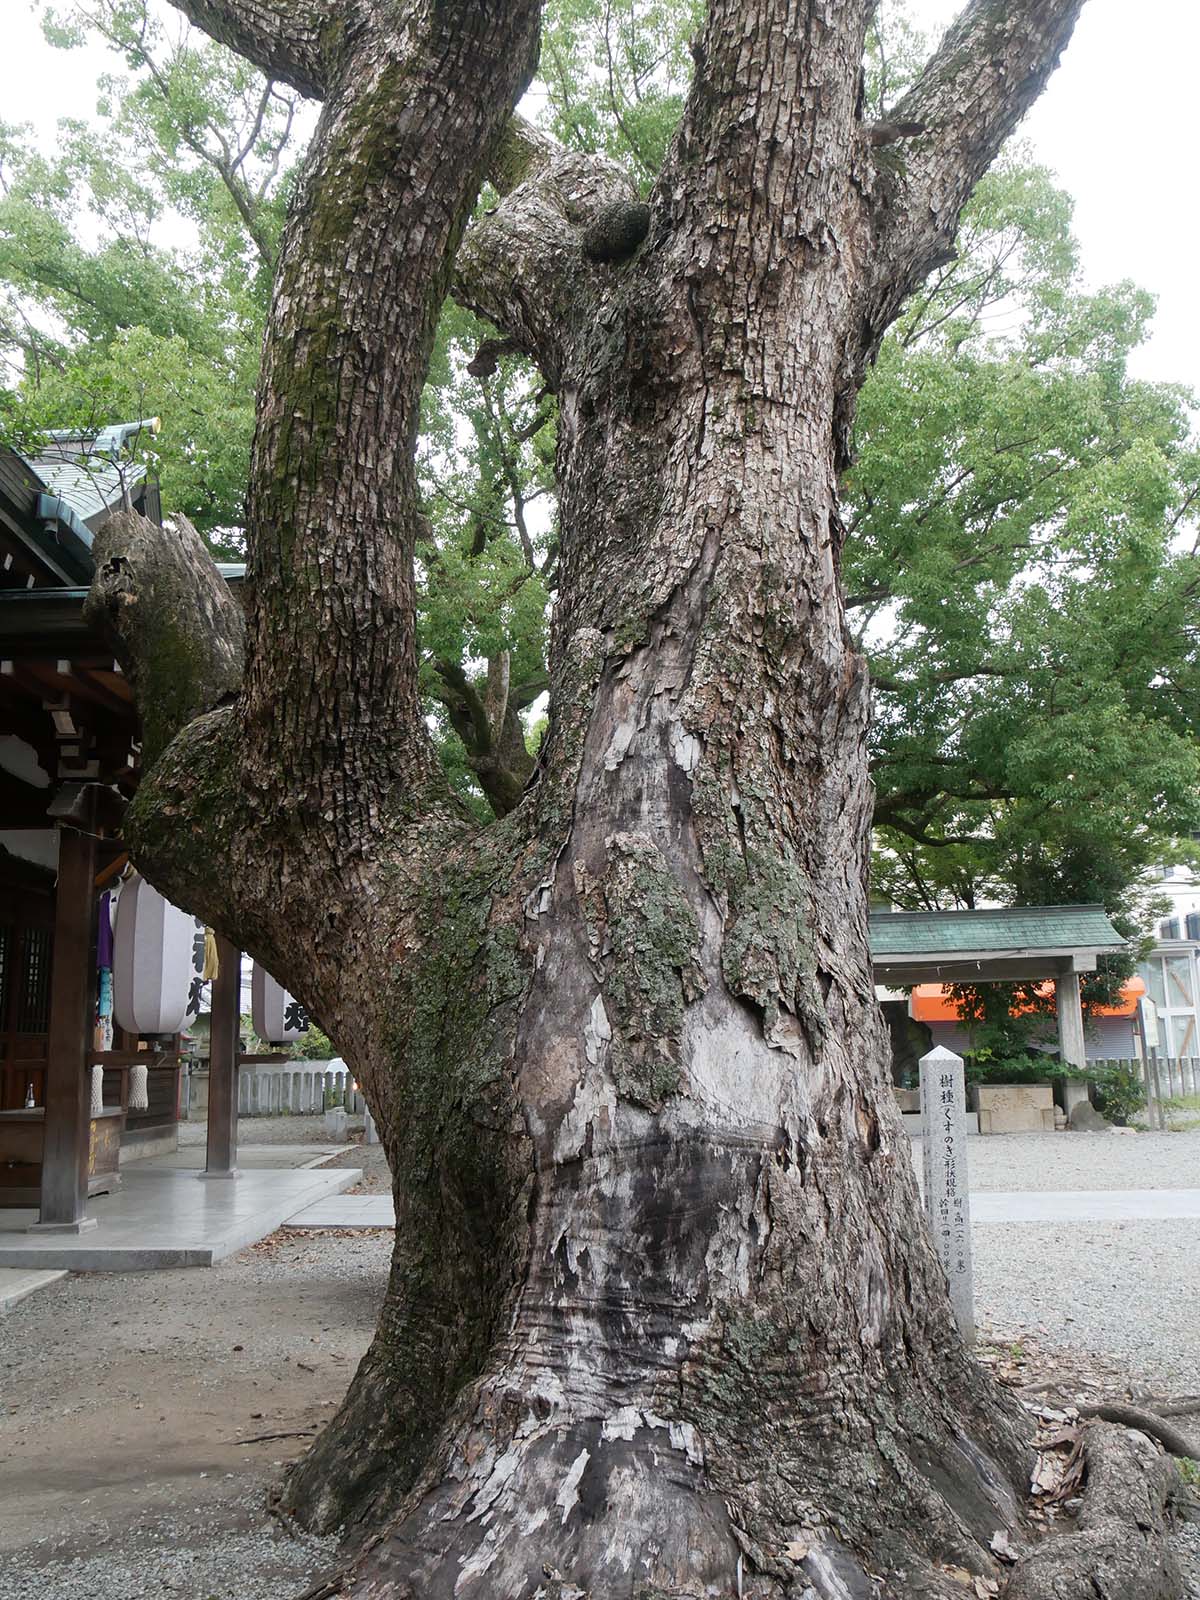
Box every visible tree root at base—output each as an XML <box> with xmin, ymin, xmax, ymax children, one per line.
<box><xmin>1076</xmin><ymin>1401</ymin><xmax>1199</xmax><ymax>1461</ymax></box>
<box><xmin>1003</xmin><ymin>1421</ymin><xmax>1183</xmax><ymax>1600</ymax></box>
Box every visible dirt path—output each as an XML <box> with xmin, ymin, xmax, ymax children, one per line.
<box><xmin>0</xmin><ymin>1227</ymin><xmax>391</xmax><ymax>1599</ymax></box>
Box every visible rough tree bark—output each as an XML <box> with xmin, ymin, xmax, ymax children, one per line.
<box><xmin>86</xmin><ymin>1</ymin><xmax>1184</xmax><ymax>1596</ymax></box>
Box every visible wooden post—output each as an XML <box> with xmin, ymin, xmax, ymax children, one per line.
<box><xmin>34</xmin><ymin>816</ymin><xmax>98</xmax><ymax>1231</ymax></box>
<box><xmin>202</xmin><ymin>936</ymin><xmax>240</xmax><ymax>1178</ymax></box>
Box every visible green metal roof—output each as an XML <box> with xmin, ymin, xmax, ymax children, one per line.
<box><xmin>869</xmin><ymin>904</ymin><xmax>1125</xmax><ymax>958</ymax></box>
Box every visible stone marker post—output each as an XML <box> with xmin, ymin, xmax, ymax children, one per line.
<box><xmin>919</xmin><ymin>1045</ymin><xmax>975</xmax><ymax>1344</ymax></box>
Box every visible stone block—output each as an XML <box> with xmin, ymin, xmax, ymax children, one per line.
<box><xmin>971</xmin><ymin>1082</ymin><xmax>1056</xmax><ymax>1135</ymax></box>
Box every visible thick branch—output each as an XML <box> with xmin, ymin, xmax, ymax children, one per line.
<box><xmin>167</xmin><ymin>0</ymin><xmax>338</xmax><ymax>98</ymax></box>
<box><xmin>434</xmin><ymin>656</ymin><xmax>536</xmax><ymax>818</ymax></box>
<box><xmin>83</xmin><ymin>510</ymin><xmax>245</xmax><ymax>767</ymax></box>
<box><xmin>867</xmin><ymin>0</ymin><xmax>1086</xmax><ymax>332</ymax></box>
<box><xmin>242</xmin><ymin>1</ymin><xmax>541</xmax><ymax>804</ymax></box>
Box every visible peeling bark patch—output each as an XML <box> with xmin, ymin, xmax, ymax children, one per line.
<box><xmin>576</xmin><ymin>833</ymin><xmax>706</xmax><ymax>1110</ymax></box>
<box><xmin>555</xmin><ymin>1447</ymin><xmax>592</xmax><ymax>1524</ymax></box>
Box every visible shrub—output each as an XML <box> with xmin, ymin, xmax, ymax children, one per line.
<box><xmin>1089</xmin><ymin>1063</ymin><xmax>1146</xmax><ymax>1126</ymax></box>
<box><xmin>963</xmin><ymin>1049</ymin><xmax>1067</xmax><ymax>1087</ymax></box>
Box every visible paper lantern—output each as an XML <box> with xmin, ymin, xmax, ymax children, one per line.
<box><xmin>185</xmin><ymin>919</ymin><xmax>207</xmax><ymax>1020</ymax></box>
<box><xmin>112</xmin><ymin>876</ymin><xmax>195</xmax><ymax>1036</ymax></box>
<box><xmin>251</xmin><ymin>963</ymin><xmax>310</xmax><ymax>1045</ymax></box>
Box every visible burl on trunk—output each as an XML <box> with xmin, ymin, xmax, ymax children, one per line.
<box><xmin>84</xmin><ymin>1</ymin><xmax>1183</xmax><ymax>1597</ymax></box>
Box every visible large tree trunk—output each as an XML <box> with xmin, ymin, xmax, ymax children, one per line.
<box><xmin>85</xmin><ymin>1</ymin><xmax>1184</xmax><ymax>1596</ymax></box>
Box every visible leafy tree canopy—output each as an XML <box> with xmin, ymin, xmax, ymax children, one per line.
<box><xmin>3</xmin><ymin>0</ymin><xmax>1197</xmax><ymax>922</ymax></box>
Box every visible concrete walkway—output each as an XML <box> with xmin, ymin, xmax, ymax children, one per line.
<box><xmin>144</xmin><ymin>1144</ymin><xmax>342</xmax><ymax>1172</ymax></box>
<box><xmin>284</xmin><ymin>1193</ymin><xmax>396</xmax><ymax>1229</ymax></box>
<box><xmin>0</xmin><ymin>1162</ymin><xmax>361</xmax><ymax>1270</ymax></box>
<box><xmin>0</xmin><ymin>1267</ymin><xmax>67</xmax><ymax>1313</ymax></box>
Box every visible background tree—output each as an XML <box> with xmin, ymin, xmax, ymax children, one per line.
<box><xmin>80</xmin><ymin>0</ymin><xmax>1186</xmax><ymax>1595</ymax></box>
<box><xmin>858</xmin><ymin>155</ymin><xmax>1200</xmax><ymax>917</ymax></box>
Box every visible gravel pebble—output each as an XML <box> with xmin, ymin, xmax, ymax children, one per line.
<box><xmin>1174</xmin><ymin>1516</ymin><xmax>1200</xmax><ymax>1599</ymax></box>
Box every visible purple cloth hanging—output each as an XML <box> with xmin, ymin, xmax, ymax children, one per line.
<box><xmin>97</xmin><ymin>890</ymin><xmax>114</xmax><ymax>968</ymax></box>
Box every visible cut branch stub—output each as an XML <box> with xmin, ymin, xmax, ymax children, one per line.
<box><xmin>83</xmin><ymin>509</ymin><xmax>245</xmax><ymax>769</ymax></box>
<box><xmin>581</xmin><ymin>200</ymin><xmax>651</xmax><ymax>263</ymax></box>
<box><xmin>454</xmin><ymin>143</ymin><xmax>639</xmax><ymax>379</ymax></box>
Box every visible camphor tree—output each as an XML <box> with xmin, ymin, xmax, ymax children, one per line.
<box><xmin>84</xmin><ymin>0</ymin><xmax>1184</xmax><ymax>1596</ymax></box>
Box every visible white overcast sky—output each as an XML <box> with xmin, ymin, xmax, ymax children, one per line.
<box><xmin>0</xmin><ymin>0</ymin><xmax>1196</xmax><ymax>391</ymax></box>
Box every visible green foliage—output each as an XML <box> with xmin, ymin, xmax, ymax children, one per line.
<box><xmin>859</xmin><ymin>150</ymin><xmax>1200</xmax><ymax>926</ymax></box>
<box><xmin>538</xmin><ymin>0</ymin><xmax>703</xmax><ymax>184</ymax></box>
<box><xmin>962</xmin><ymin>1049</ymin><xmax>1063</xmax><ymax>1087</ymax></box>
<box><xmin>948</xmin><ymin>978</ymin><xmax>1057</xmax><ymax>1067</ymax></box>
<box><xmin>1091</xmin><ymin>1062</ymin><xmax>1147</xmax><ymax>1126</ymax></box>
<box><xmin>292</xmin><ymin>1022</ymin><xmax>335</xmax><ymax>1061</ymax></box>
<box><xmin>0</xmin><ymin>0</ymin><xmax>296</xmax><ymax>542</ymax></box>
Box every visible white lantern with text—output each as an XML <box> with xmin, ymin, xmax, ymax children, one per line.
<box><xmin>251</xmin><ymin>963</ymin><xmax>310</xmax><ymax>1046</ymax></box>
<box><xmin>112</xmin><ymin>876</ymin><xmax>195</xmax><ymax>1038</ymax></box>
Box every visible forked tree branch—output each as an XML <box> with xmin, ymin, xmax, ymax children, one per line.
<box><xmin>167</xmin><ymin>0</ymin><xmax>341</xmax><ymax>98</ymax></box>
<box><xmin>866</xmin><ymin>0</ymin><xmax>1086</xmax><ymax>335</ymax></box>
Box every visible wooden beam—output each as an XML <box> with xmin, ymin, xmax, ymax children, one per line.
<box><xmin>0</xmin><ymin>767</ymin><xmax>52</xmax><ymax>828</ymax></box>
<box><xmin>35</xmin><ymin>804</ymin><xmax>98</xmax><ymax>1230</ymax></box>
<box><xmin>203</xmin><ymin>937</ymin><xmax>240</xmax><ymax>1178</ymax></box>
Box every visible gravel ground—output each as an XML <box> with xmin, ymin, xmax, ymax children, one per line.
<box><xmin>906</xmin><ymin>1130</ymin><xmax>1200</xmax><ymax>1391</ymax></box>
<box><xmin>911</xmin><ymin>1127</ymin><xmax>1200</xmax><ymax>1192</ymax></box>
<box><xmin>3</xmin><ymin>1126</ymin><xmax>1196</xmax><ymax>1596</ymax></box>
<box><xmin>0</xmin><ymin>1498</ymin><xmax>340</xmax><ymax>1600</ymax></box>
<box><xmin>0</xmin><ymin>1229</ymin><xmax>390</xmax><ymax>1600</ymax></box>
<box><xmin>973</xmin><ymin>1217</ymin><xmax>1200</xmax><ymax>1391</ymax></box>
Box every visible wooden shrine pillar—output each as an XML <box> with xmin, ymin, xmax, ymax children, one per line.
<box><xmin>203</xmin><ymin>936</ymin><xmax>240</xmax><ymax>1178</ymax></box>
<box><xmin>35</xmin><ymin>805</ymin><xmax>98</xmax><ymax>1231</ymax></box>
<box><xmin>1055</xmin><ymin>969</ymin><xmax>1087</xmax><ymax>1071</ymax></box>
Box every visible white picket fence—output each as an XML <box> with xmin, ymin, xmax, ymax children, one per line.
<box><xmin>1092</xmin><ymin>1056</ymin><xmax>1200</xmax><ymax>1100</ymax></box>
<box><xmin>238</xmin><ymin>1061</ymin><xmax>363</xmax><ymax>1116</ymax></box>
